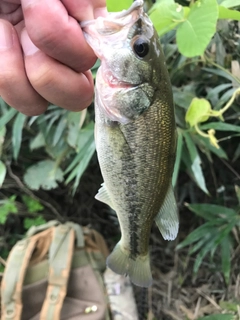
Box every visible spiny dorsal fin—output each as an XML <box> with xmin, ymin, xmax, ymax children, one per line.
<box><xmin>95</xmin><ymin>183</ymin><xmax>115</xmax><ymax>210</ymax></box>
<box><xmin>155</xmin><ymin>184</ymin><xmax>179</xmax><ymax>241</ymax></box>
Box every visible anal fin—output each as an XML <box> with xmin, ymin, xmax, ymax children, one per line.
<box><xmin>155</xmin><ymin>184</ymin><xmax>179</xmax><ymax>241</ymax></box>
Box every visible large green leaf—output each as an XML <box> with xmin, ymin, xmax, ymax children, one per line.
<box><xmin>24</xmin><ymin>160</ymin><xmax>64</xmax><ymax>190</ymax></box>
<box><xmin>150</xmin><ymin>2</ymin><xmax>185</xmax><ymax>36</ymax></box>
<box><xmin>218</xmin><ymin>5</ymin><xmax>240</xmax><ymax>19</ymax></box>
<box><xmin>106</xmin><ymin>0</ymin><xmax>132</xmax><ymax>11</ymax></box>
<box><xmin>176</xmin><ymin>0</ymin><xmax>219</xmax><ymax>57</ymax></box>
<box><xmin>218</xmin><ymin>0</ymin><xmax>240</xmax><ymax>7</ymax></box>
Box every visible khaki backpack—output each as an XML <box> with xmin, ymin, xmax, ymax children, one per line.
<box><xmin>1</xmin><ymin>221</ymin><xmax>110</xmax><ymax>320</ymax></box>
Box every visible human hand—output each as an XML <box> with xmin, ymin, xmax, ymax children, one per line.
<box><xmin>0</xmin><ymin>0</ymin><xmax>107</xmax><ymax>115</ymax></box>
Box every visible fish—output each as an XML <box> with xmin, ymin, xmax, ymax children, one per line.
<box><xmin>81</xmin><ymin>0</ymin><xmax>179</xmax><ymax>287</ymax></box>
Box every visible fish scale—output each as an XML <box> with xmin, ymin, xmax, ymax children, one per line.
<box><xmin>82</xmin><ymin>0</ymin><xmax>179</xmax><ymax>287</ymax></box>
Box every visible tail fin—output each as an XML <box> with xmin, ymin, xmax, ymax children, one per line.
<box><xmin>106</xmin><ymin>243</ymin><xmax>152</xmax><ymax>287</ymax></box>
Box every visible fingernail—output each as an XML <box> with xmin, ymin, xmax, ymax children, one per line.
<box><xmin>21</xmin><ymin>0</ymin><xmax>38</xmax><ymax>9</ymax></box>
<box><xmin>21</xmin><ymin>29</ymin><xmax>39</xmax><ymax>56</ymax></box>
<box><xmin>0</xmin><ymin>23</ymin><xmax>13</xmax><ymax>50</ymax></box>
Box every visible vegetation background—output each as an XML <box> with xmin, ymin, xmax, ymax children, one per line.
<box><xmin>0</xmin><ymin>0</ymin><xmax>240</xmax><ymax>319</ymax></box>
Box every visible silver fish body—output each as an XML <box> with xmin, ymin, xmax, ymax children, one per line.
<box><xmin>82</xmin><ymin>0</ymin><xmax>179</xmax><ymax>287</ymax></box>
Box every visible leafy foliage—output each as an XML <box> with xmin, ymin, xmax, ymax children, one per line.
<box><xmin>177</xmin><ymin>202</ymin><xmax>240</xmax><ymax>284</ymax></box>
<box><xmin>149</xmin><ymin>0</ymin><xmax>240</xmax><ymax>56</ymax></box>
<box><xmin>0</xmin><ymin>196</ymin><xmax>18</xmax><ymax>224</ymax></box>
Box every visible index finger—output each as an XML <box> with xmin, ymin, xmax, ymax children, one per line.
<box><xmin>21</xmin><ymin>0</ymin><xmax>100</xmax><ymax>72</ymax></box>
<box><xmin>62</xmin><ymin>0</ymin><xmax>107</xmax><ymax>21</ymax></box>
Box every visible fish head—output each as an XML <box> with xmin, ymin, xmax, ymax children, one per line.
<box><xmin>81</xmin><ymin>0</ymin><xmax>165</xmax><ymax>124</ymax></box>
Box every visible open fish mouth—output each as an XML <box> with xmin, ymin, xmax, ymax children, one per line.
<box><xmin>80</xmin><ymin>0</ymin><xmax>144</xmax><ymax>52</ymax></box>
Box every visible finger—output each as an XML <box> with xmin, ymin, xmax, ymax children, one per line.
<box><xmin>21</xmin><ymin>0</ymin><xmax>96</xmax><ymax>72</ymax></box>
<box><xmin>0</xmin><ymin>20</ymin><xmax>48</xmax><ymax>115</ymax></box>
<box><xmin>62</xmin><ymin>0</ymin><xmax>107</xmax><ymax>21</ymax></box>
<box><xmin>0</xmin><ymin>3</ymin><xmax>23</xmax><ymax>25</ymax></box>
<box><xmin>21</xmin><ymin>30</ymin><xmax>94</xmax><ymax>111</ymax></box>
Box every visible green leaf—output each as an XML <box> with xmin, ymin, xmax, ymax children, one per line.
<box><xmin>219</xmin><ymin>301</ymin><xmax>239</xmax><ymax>312</ymax></box>
<box><xmin>150</xmin><ymin>2</ymin><xmax>185</xmax><ymax>36</ymax></box>
<box><xmin>172</xmin><ymin>130</ymin><xmax>183</xmax><ymax>187</ymax></box>
<box><xmin>0</xmin><ymin>196</ymin><xmax>18</xmax><ymax>224</ymax></box>
<box><xmin>206</xmin><ymin>83</ymin><xmax>233</xmax><ymax>101</ymax></box>
<box><xmin>203</xmin><ymin>67</ymin><xmax>236</xmax><ymax>82</ymax></box>
<box><xmin>91</xmin><ymin>59</ymin><xmax>101</xmax><ymax>79</ymax></box>
<box><xmin>218</xmin><ymin>0</ymin><xmax>240</xmax><ymax>8</ymax></box>
<box><xmin>65</xmin><ymin>125</ymin><xmax>95</xmax><ymax>175</ymax></box>
<box><xmin>71</xmin><ymin>140</ymin><xmax>96</xmax><ymax>195</ymax></box>
<box><xmin>221</xmin><ymin>236</ymin><xmax>231</xmax><ymax>284</ymax></box>
<box><xmin>198</xmin><ymin>313</ymin><xmax>234</xmax><ymax>320</ymax></box>
<box><xmin>187</xmin><ymin>203</ymin><xmax>236</xmax><ymax>217</ymax></box>
<box><xmin>53</xmin><ymin>116</ymin><xmax>67</xmax><ymax>146</ymax></box>
<box><xmin>176</xmin><ymin>0</ymin><xmax>218</xmax><ymax>57</ymax></box>
<box><xmin>106</xmin><ymin>0</ymin><xmax>132</xmax><ymax>11</ymax></box>
<box><xmin>218</xmin><ymin>5</ymin><xmax>240</xmax><ymax>19</ymax></box>
<box><xmin>193</xmin><ymin>233</ymin><xmax>219</xmax><ymax>273</ymax></box>
<box><xmin>66</xmin><ymin>112</ymin><xmax>90</xmax><ymax>149</ymax></box>
<box><xmin>183</xmin><ymin>132</ymin><xmax>209</xmax><ymax>194</ymax></box>
<box><xmin>30</xmin><ymin>132</ymin><xmax>46</xmax><ymax>150</ymax></box>
<box><xmin>24</xmin><ymin>160</ymin><xmax>64</xmax><ymax>190</ymax></box>
<box><xmin>0</xmin><ymin>108</ymin><xmax>17</xmax><ymax>129</ymax></box>
<box><xmin>22</xmin><ymin>195</ymin><xmax>44</xmax><ymax>213</ymax></box>
<box><xmin>0</xmin><ymin>161</ymin><xmax>6</xmax><ymax>187</ymax></box>
<box><xmin>177</xmin><ymin>223</ymin><xmax>216</xmax><ymax>249</ymax></box>
<box><xmin>173</xmin><ymin>84</ymin><xmax>197</xmax><ymax>110</ymax></box>
<box><xmin>196</xmin><ymin>135</ymin><xmax>228</xmax><ymax>159</ymax></box>
<box><xmin>233</xmin><ymin>144</ymin><xmax>240</xmax><ymax>162</ymax></box>
<box><xmin>186</xmin><ymin>98</ymin><xmax>211</xmax><ymax>127</ymax></box>
<box><xmin>24</xmin><ymin>216</ymin><xmax>46</xmax><ymax>230</ymax></box>
<box><xmin>201</xmin><ymin>122</ymin><xmax>240</xmax><ymax>132</ymax></box>
<box><xmin>12</xmin><ymin>112</ymin><xmax>27</xmax><ymax>160</ymax></box>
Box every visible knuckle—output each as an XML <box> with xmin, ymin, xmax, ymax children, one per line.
<box><xmin>29</xmin><ymin>63</ymin><xmax>55</xmax><ymax>90</ymax></box>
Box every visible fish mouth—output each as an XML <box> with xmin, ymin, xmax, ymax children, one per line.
<box><xmin>80</xmin><ymin>0</ymin><xmax>144</xmax><ymax>42</ymax></box>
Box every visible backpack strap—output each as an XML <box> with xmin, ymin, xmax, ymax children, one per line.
<box><xmin>1</xmin><ymin>228</ymin><xmax>53</xmax><ymax>320</ymax></box>
<box><xmin>40</xmin><ymin>224</ymin><xmax>75</xmax><ymax>320</ymax></box>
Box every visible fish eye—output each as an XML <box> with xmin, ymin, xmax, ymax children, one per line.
<box><xmin>133</xmin><ymin>38</ymin><xmax>149</xmax><ymax>58</ymax></box>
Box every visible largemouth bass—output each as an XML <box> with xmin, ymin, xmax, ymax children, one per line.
<box><xmin>81</xmin><ymin>0</ymin><xmax>178</xmax><ymax>287</ymax></box>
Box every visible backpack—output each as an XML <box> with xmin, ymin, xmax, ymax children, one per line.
<box><xmin>1</xmin><ymin>221</ymin><xmax>110</xmax><ymax>320</ymax></box>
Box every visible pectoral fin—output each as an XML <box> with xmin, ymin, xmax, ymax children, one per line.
<box><xmin>95</xmin><ymin>183</ymin><xmax>115</xmax><ymax>210</ymax></box>
<box><xmin>155</xmin><ymin>184</ymin><xmax>179</xmax><ymax>240</ymax></box>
